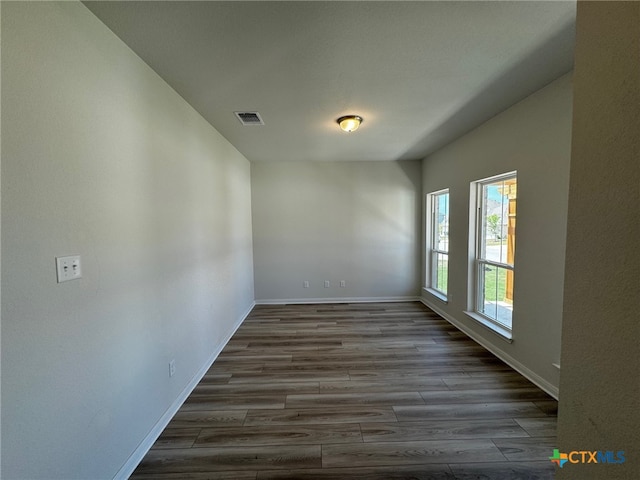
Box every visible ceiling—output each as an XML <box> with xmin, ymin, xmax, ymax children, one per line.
<box><xmin>84</xmin><ymin>1</ymin><xmax>576</xmax><ymax>163</ymax></box>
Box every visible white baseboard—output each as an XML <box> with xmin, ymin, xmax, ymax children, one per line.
<box><xmin>113</xmin><ymin>301</ymin><xmax>256</xmax><ymax>480</ymax></box>
<box><xmin>419</xmin><ymin>298</ymin><xmax>559</xmax><ymax>400</ymax></box>
<box><xmin>255</xmin><ymin>296</ymin><xmax>420</xmax><ymax>305</ymax></box>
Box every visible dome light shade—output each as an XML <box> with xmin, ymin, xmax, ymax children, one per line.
<box><xmin>337</xmin><ymin>115</ymin><xmax>363</xmax><ymax>132</ymax></box>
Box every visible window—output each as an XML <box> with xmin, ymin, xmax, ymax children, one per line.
<box><xmin>472</xmin><ymin>173</ymin><xmax>517</xmax><ymax>332</ymax></box>
<box><xmin>426</xmin><ymin>189</ymin><xmax>449</xmax><ymax>298</ymax></box>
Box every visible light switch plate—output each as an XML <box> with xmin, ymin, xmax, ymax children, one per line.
<box><xmin>56</xmin><ymin>255</ymin><xmax>82</xmax><ymax>283</ymax></box>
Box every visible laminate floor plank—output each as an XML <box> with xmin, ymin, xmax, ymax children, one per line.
<box><xmin>198</xmin><ymin>373</ymin><xmax>232</xmax><ymax>384</ymax></box>
<box><xmin>393</xmin><ymin>402</ymin><xmax>548</xmax><ymax>422</ymax></box>
<box><xmin>222</xmin><ymin>347</ymin><xmax>320</xmax><ymax>355</ymax></box>
<box><xmin>256</xmin><ymin>465</ymin><xmax>456</xmax><ymax>479</ymax></box>
<box><xmin>180</xmin><ymin>395</ymin><xmax>286</xmax><ymax>411</ymax></box>
<box><xmin>291</xmin><ymin>352</ymin><xmax>399</xmax><ymax>362</ymax></box>
<box><xmin>133</xmin><ymin>445</ymin><xmax>321</xmax><ymax>474</ymax></box>
<box><xmin>514</xmin><ymin>417</ymin><xmax>558</xmax><ymax>437</ymax></box>
<box><xmin>228</xmin><ymin>372</ymin><xmax>351</xmax><ymax>383</ymax></box>
<box><xmin>449</xmin><ymin>461</ymin><xmax>555</xmax><ymax>480</ymax></box>
<box><xmin>131</xmin><ymin>302</ymin><xmax>558</xmax><ymax>479</ymax></box>
<box><xmin>191</xmin><ymin>382</ymin><xmax>319</xmax><ymax>396</ymax></box>
<box><xmin>492</xmin><ymin>437</ymin><xmax>558</xmax><ymax>462</ymax></box>
<box><xmin>246</xmin><ymin>340</ymin><xmax>343</xmax><ymax>347</ymax></box>
<box><xmin>464</xmin><ymin>370</ymin><xmax>538</xmax><ymax>381</ymax></box>
<box><xmin>320</xmin><ymin>342</ymin><xmax>421</xmax><ymax>349</ymax></box>
<box><xmin>460</xmin><ymin>364</ymin><xmax>519</xmax><ymax>373</ymax></box>
<box><xmin>131</xmin><ymin>472</ymin><xmax>257</xmax><ymax>480</ymax></box>
<box><xmin>244</xmin><ymin>406</ymin><xmax>398</xmax><ymax>426</ymax></box>
<box><xmin>442</xmin><ymin>375</ymin><xmax>536</xmax><ymax>390</ymax></box>
<box><xmin>319</xmin><ymin>379</ymin><xmax>448</xmax><ymax>393</ymax></box>
<box><xmin>372</xmin><ymin>358</ymin><xmax>507</xmax><ymax>369</ymax></box>
<box><xmin>206</xmin><ymin>365</ymin><xmax>264</xmax><ymax>374</ymax></box>
<box><xmin>151</xmin><ymin>428</ymin><xmax>202</xmax><ymax>449</ymax></box>
<box><xmin>322</xmin><ymin>439</ymin><xmax>507</xmax><ymax>468</ymax></box>
<box><xmin>286</xmin><ymin>391</ymin><xmax>425</xmax><ymax>407</ymax></box>
<box><xmin>399</xmin><ymin>350</ymin><xmax>497</xmax><ymax>360</ymax></box>
<box><xmin>261</xmin><ymin>364</ymin><xmax>362</xmax><ymax>373</ymax></box>
<box><xmin>215</xmin><ymin>354</ymin><xmax>293</xmax><ymax>363</ymax></box>
<box><xmin>167</xmin><ymin>410</ymin><xmax>247</xmax><ymax>428</ymax></box>
<box><xmin>194</xmin><ymin>423</ymin><xmax>362</xmax><ymax>447</ymax></box>
<box><xmin>295</xmin><ymin>327</ymin><xmax>384</xmax><ymax>335</ymax></box>
<box><xmin>360</xmin><ymin>418</ymin><xmax>530</xmax><ymax>443</ymax></box>
<box><xmin>347</xmin><ymin>367</ymin><xmax>472</xmax><ymax>380</ymax></box>
<box><xmin>415</xmin><ymin>342</ymin><xmax>495</xmax><ymax>351</ymax></box>
<box><xmin>341</xmin><ymin>339</ymin><xmax>439</xmax><ymax>347</ymax></box>
<box><xmin>418</xmin><ymin>387</ymin><xmax>553</xmax><ymax>404</ymax></box>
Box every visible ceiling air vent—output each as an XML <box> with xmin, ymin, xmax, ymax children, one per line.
<box><xmin>234</xmin><ymin>111</ymin><xmax>264</xmax><ymax>126</ymax></box>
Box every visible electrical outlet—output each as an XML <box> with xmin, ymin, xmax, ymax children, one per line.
<box><xmin>56</xmin><ymin>255</ymin><xmax>82</xmax><ymax>283</ymax></box>
<box><xmin>303</xmin><ymin>281</ymin><xmax>310</xmax><ymax>288</ymax></box>
<box><xmin>340</xmin><ymin>280</ymin><xmax>346</xmax><ymax>287</ymax></box>
<box><xmin>169</xmin><ymin>359</ymin><xmax>176</xmax><ymax>377</ymax></box>
<box><xmin>324</xmin><ymin>280</ymin><xmax>330</xmax><ymax>288</ymax></box>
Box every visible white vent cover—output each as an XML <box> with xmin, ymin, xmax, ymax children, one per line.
<box><xmin>234</xmin><ymin>111</ymin><xmax>264</xmax><ymax>125</ymax></box>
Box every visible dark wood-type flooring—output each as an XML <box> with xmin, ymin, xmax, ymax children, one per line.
<box><xmin>130</xmin><ymin>302</ymin><xmax>557</xmax><ymax>479</ymax></box>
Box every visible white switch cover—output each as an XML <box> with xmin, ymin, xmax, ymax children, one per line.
<box><xmin>56</xmin><ymin>255</ymin><xmax>82</xmax><ymax>283</ymax></box>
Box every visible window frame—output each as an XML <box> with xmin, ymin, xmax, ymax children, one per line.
<box><xmin>425</xmin><ymin>189</ymin><xmax>450</xmax><ymax>301</ymax></box>
<box><xmin>467</xmin><ymin>172</ymin><xmax>517</xmax><ymax>340</ymax></box>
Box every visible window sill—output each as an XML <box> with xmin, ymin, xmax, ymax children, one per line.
<box><xmin>423</xmin><ymin>287</ymin><xmax>448</xmax><ymax>304</ymax></box>
<box><xmin>463</xmin><ymin>311</ymin><xmax>513</xmax><ymax>343</ymax></box>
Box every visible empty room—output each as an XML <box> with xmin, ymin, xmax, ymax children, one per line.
<box><xmin>1</xmin><ymin>1</ymin><xmax>637</xmax><ymax>479</ymax></box>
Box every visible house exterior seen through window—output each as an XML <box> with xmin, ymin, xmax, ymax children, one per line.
<box><xmin>473</xmin><ymin>173</ymin><xmax>517</xmax><ymax>332</ymax></box>
<box><xmin>426</xmin><ymin>189</ymin><xmax>449</xmax><ymax>298</ymax></box>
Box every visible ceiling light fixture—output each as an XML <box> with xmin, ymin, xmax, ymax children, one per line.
<box><xmin>337</xmin><ymin>115</ymin><xmax>363</xmax><ymax>133</ymax></box>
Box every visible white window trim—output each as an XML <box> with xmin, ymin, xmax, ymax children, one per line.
<box><xmin>425</xmin><ymin>189</ymin><xmax>449</xmax><ymax>300</ymax></box>
<box><xmin>469</xmin><ymin>171</ymin><xmax>516</xmax><ymax>338</ymax></box>
<box><xmin>424</xmin><ymin>286</ymin><xmax>448</xmax><ymax>303</ymax></box>
<box><xmin>463</xmin><ymin>310</ymin><xmax>513</xmax><ymax>342</ymax></box>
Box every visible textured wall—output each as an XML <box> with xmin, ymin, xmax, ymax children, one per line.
<box><xmin>1</xmin><ymin>3</ymin><xmax>254</xmax><ymax>478</ymax></box>
<box><xmin>557</xmin><ymin>2</ymin><xmax>640</xmax><ymax>478</ymax></box>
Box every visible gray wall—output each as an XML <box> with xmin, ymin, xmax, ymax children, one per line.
<box><xmin>421</xmin><ymin>74</ymin><xmax>573</xmax><ymax>396</ymax></box>
<box><xmin>251</xmin><ymin>161</ymin><xmax>422</xmax><ymax>302</ymax></box>
<box><xmin>9</xmin><ymin>1</ymin><xmax>635</xmax><ymax>478</ymax></box>
<box><xmin>558</xmin><ymin>2</ymin><xmax>639</xmax><ymax>478</ymax></box>
<box><xmin>2</xmin><ymin>3</ymin><xmax>254</xmax><ymax>479</ymax></box>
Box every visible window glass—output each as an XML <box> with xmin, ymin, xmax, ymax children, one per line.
<box><xmin>427</xmin><ymin>190</ymin><xmax>449</xmax><ymax>296</ymax></box>
<box><xmin>475</xmin><ymin>174</ymin><xmax>516</xmax><ymax>330</ymax></box>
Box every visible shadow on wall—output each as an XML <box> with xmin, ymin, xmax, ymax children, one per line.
<box><xmin>310</xmin><ymin>160</ymin><xmax>421</xmax><ymax>243</ymax></box>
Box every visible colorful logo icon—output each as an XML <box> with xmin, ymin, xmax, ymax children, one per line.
<box><xmin>550</xmin><ymin>449</ymin><xmax>625</xmax><ymax>468</ymax></box>
<box><xmin>550</xmin><ymin>449</ymin><xmax>568</xmax><ymax>468</ymax></box>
